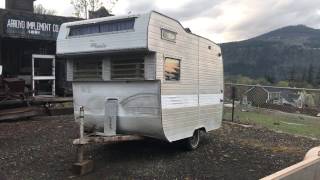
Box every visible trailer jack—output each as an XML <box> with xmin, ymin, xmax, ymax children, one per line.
<box><xmin>72</xmin><ymin>106</ymin><xmax>93</xmax><ymax>176</ymax></box>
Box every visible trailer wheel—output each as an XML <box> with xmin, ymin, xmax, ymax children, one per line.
<box><xmin>182</xmin><ymin>129</ymin><xmax>201</xmax><ymax>150</ymax></box>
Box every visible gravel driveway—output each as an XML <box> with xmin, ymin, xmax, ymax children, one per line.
<box><xmin>0</xmin><ymin>115</ymin><xmax>319</xmax><ymax>180</ymax></box>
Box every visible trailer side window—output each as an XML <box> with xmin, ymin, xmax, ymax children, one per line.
<box><xmin>111</xmin><ymin>59</ymin><xmax>144</xmax><ymax>80</ymax></box>
<box><xmin>73</xmin><ymin>59</ymin><xmax>102</xmax><ymax>81</ymax></box>
<box><xmin>164</xmin><ymin>58</ymin><xmax>180</xmax><ymax>81</ymax></box>
<box><xmin>161</xmin><ymin>29</ymin><xmax>177</xmax><ymax>42</ymax></box>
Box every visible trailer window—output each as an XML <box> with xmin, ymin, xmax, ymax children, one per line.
<box><xmin>111</xmin><ymin>59</ymin><xmax>144</xmax><ymax>80</ymax></box>
<box><xmin>164</xmin><ymin>58</ymin><xmax>180</xmax><ymax>81</ymax></box>
<box><xmin>69</xmin><ymin>18</ymin><xmax>135</xmax><ymax>37</ymax></box>
<box><xmin>161</xmin><ymin>29</ymin><xmax>177</xmax><ymax>42</ymax></box>
<box><xmin>73</xmin><ymin>59</ymin><xmax>102</xmax><ymax>81</ymax></box>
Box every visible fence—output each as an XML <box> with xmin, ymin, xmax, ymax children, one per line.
<box><xmin>223</xmin><ymin>84</ymin><xmax>320</xmax><ymax>131</ymax></box>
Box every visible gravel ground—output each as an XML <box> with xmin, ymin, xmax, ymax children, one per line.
<box><xmin>0</xmin><ymin>115</ymin><xmax>319</xmax><ymax>180</ymax></box>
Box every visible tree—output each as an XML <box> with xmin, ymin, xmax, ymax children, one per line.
<box><xmin>264</xmin><ymin>74</ymin><xmax>275</xmax><ymax>84</ymax></box>
<box><xmin>315</xmin><ymin>68</ymin><xmax>320</xmax><ymax>88</ymax></box>
<box><xmin>236</xmin><ymin>75</ymin><xmax>254</xmax><ymax>85</ymax></box>
<box><xmin>256</xmin><ymin>78</ymin><xmax>270</xmax><ymax>86</ymax></box>
<box><xmin>307</xmin><ymin>64</ymin><xmax>314</xmax><ymax>85</ymax></box>
<box><xmin>71</xmin><ymin>0</ymin><xmax>118</xmax><ymax>19</ymax></box>
<box><xmin>34</xmin><ymin>4</ymin><xmax>57</xmax><ymax>15</ymax></box>
<box><xmin>301</xmin><ymin>68</ymin><xmax>307</xmax><ymax>82</ymax></box>
<box><xmin>288</xmin><ymin>66</ymin><xmax>296</xmax><ymax>87</ymax></box>
<box><xmin>276</xmin><ymin>81</ymin><xmax>289</xmax><ymax>87</ymax></box>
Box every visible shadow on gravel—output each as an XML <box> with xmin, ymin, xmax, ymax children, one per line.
<box><xmin>89</xmin><ymin>138</ymin><xmax>188</xmax><ymax>166</ymax></box>
<box><xmin>1</xmin><ymin>117</ymin><xmax>319</xmax><ymax>180</ymax></box>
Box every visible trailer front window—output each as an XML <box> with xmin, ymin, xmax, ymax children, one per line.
<box><xmin>73</xmin><ymin>59</ymin><xmax>102</xmax><ymax>81</ymax></box>
<box><xmin>69</xmin><ymin>18</ymin><xmax>135</xmax><ymax>37</ymax></box>
<box><xmin>111</xmin><ymin>58</ymin><xmax>144</xmax><ymax>80</ymax></box>
<box><xmin>164</xmin><ymin>57</ymin><xmax>180</xmax><ymax>81</ymax></box>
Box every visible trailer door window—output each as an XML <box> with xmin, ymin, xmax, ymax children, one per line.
<box><xmin>164</xmin><ymin>58</ymin><xmax>180</xmax><ymax>81</ymax></box>
<box><xmin>111</xmin><ymin>59</ymin><xmax>144</xmax><ymax>80</ymax></box>
<box><xmin>73</xmin><ymin>59</ymin><xmax>102</xmax><ymax>81</ymax></box>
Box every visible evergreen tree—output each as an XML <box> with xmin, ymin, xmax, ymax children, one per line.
<box><xmin>307</xmin><ymin>64</ymin><xmax>314</xmax><ymax>85</ymax></box>
<box><xmin>315</xmin><ymin>68</ymin><xmax>320</xmax><ymax>88</ymax></box>
<box><xmin>288</xmin><ymin>66</ymin><xmax>296</xmax><ymax>87</ymax></box>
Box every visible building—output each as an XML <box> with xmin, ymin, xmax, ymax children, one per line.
<box><xmin>0</xmin><ymin>0</ymin><xmax>79</xmax><ymax>96</ymax></box>
<box><xmin>243</xmin><ymin>85</ymin><xmax>305</xmax><ymax>108</ymax></box>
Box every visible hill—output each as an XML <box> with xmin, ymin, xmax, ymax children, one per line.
<box><xmin>221</xmin><ymin>25</ymin><xmax>320</xmax><ymax>87</ymax></box>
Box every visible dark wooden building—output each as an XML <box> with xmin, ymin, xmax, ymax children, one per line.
<box><xmin>0</xmin><ymin>0</ymin><xmax>79</xmax><ymax>96</ymax></box>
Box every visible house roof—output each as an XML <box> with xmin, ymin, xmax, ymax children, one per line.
<box><xmin>245</xmin><ymin>85</ymin><xmax>281</xmax><ymax>94</ymax></box>
<box><xmin>280</xmin><ymin>90</ymin><xmax>301</xmax><ymax>103</ymax></box>
<box><xmin>263</xmin><ymin>87</ymin><xmax>281</xmax><ymax>93</ymax></box>
<box><xmin>245</xmin><ymin>85</ymin><xmax>302</xmax><ymax>103</ymax></box>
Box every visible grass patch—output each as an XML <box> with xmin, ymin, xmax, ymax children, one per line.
<box><xmin>224</xmin><ymin>107</ymin><xmax>320</xmax><ymax>139</ymax></box>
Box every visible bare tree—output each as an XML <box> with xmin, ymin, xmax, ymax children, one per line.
<box><xmin>34</xmin><ymin>4</ymin><xmax>57</xmax><ymax>15</ymax></box>
<box><xmin>71</xmin><ymin>0</ymin><xmax>118</xmax><ymax>19</ymax></box>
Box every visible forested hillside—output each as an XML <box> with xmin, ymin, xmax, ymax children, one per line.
<box><xmin>221</xmin><ymin>25</ymin><xmax>320</xmax><ymax>88</ymax></box>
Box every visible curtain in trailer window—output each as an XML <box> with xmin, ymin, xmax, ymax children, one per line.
<box><xmin>111</xmin><ymin>58</ymin><xmax>144</xmax><ymax>80</ymax></box>
<box><xmin>73</xmin><ymin>59</ymin><xmax>102</xmax><ymax>80</ymax></box>
<box><xmin>69</xmin><ymin>18</ymin><xmax>135</xmax><ymax>37</ymax></box>
<box><xmin>164</xmin><ymin>58</ymin><xmax>181</xmax><ymax>81</ymax></box>
<box><xmin>100</xmin><ymin>19</ymin><xmax>135</xmax><ymax>33</ymax></box>
<box><xmin>69</xmin><ymin>24</ymin><xmax>100</xmax><ymax>36</ymax></box>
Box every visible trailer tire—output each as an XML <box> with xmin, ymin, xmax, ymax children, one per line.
<box><xmin>182</xmin><ymin>129</ymin><xmax>201</xmax><ymax>150</ymax></box>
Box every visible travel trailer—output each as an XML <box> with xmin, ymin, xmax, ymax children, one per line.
<box><xmin>57</xmin><ymin>11</ymin><xmax>224</xmax><ymax>149</ymax></box>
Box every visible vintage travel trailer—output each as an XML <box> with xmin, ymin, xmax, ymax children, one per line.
<box><xmin>57</xmin><ymin>11</ymin><xmax>224</xmax><ymax>149</ymax></box>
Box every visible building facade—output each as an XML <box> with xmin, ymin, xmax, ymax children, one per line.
<box><xmin>0</xmin><ymin>0</ymin><xmax>79</xmax><ymax>96</ymax></box>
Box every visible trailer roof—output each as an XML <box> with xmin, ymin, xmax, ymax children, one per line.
<box><xmin>62</xmin><ymin>11</ymin><xmax>219</xmax><ymax>46</ymax></box>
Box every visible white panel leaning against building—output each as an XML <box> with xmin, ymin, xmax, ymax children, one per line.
<box><xmin>57</xmin><ymin>11</ymin><xmax>224</xmax><ymax>150</ymax></box>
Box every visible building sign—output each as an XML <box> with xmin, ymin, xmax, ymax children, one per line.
<box><xmin>4</xmin><ymin>15</ymin><xmax>63</xmax><ymax>40</ymax></box>
<box><xmin>7</xmin><ymin>19</ymin><xmax>60</xmax><ymax>35</ymax></box>
<box><xmin>2</xmin><ymin>12</ymin><xmax>68</xmax><ymax>40</ymax></box>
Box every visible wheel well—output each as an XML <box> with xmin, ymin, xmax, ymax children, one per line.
<box><xmin>198</xmin><ymin>127</ymin><xmax>207</xmax><ymax>133</ymax></box>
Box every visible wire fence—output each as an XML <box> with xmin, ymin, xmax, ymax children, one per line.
<box><xmin>223</xmin><ymin>83</ymin><xmax>320</xmax><ymax>124</ymax></box>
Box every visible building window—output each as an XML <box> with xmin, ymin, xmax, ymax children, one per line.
<box><xmin>161</xmin><ymin>29</ymin><xmax>177</xmax><ymax>42</ymax></box>
<box><xmin>69</xmin><ymin>18</ymin><xmax>135</xmax><ymax>37</ymax></box>
<box><xmin>73</xmin><ymin>59</ymin><xmax>102</xmax><ymax>80</ymax></box>
<box><xmin>111</xmin><ymin>58</ymin><xmax>144</xmax><ymax>80</ymax></box>
<box><xmin>164</xmin><ymin>57</ymin><xmax>180</xmax><ymax>81</ymax></box>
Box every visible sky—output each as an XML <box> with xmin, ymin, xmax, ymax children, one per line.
<box><xmin>1</xmin><ymin>0</ymin><xmax>320</xmax><ymax>43</ymax></box>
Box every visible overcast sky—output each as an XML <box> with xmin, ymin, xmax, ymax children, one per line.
<box><xmin>1</xmin><ymin>0</ymin><xmax>320</xmax><ymax>43</ymax></box>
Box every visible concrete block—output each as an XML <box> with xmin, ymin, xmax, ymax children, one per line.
<box><xmin>72</xmin><ymin>160</ymin><xmax>94</xmax><ymax>176</ymax></box>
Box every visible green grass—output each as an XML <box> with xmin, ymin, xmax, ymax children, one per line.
<box><xmin>224</xmin><ymin>107</ymin><xmax>320</xmax><ymax>139</ymax></box>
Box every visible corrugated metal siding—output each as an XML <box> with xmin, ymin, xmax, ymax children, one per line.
<box><xmin>199</xmin><ymin>105</ymin><xmax>223</xmax><ymax>130</ymax></box>
<box><xmin>149</xmin><ymin>13</ymin><xmax>198</xmax><ymax>96</ymax></box>
<box><xmin>148</xmin><ymin>12</ymin><xmax>223</xmax><ymax>142</ymax></box>
<box><xmin>199</xmin><ymin>38</ymin><xmax>223</xmax><ymax>94</ymax></box>
<box><xmin>162</xmin><ymin>107</ymin><xmax>199</xmax><ymax>141</ymax></box>
<box><xmin>198</xmin><ymin>39</ymin><xmax>224</xmax><ymax>129</ymax></box>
